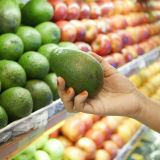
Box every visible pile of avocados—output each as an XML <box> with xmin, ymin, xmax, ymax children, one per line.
<box><xmin>0</xmin><ymin>0</ymin><xmax>103</xmax><ymax>129</ymax></box>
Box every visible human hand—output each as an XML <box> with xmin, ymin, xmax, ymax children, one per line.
<box><xmin>57</xmin><ymin>53</ymin><xmax>143</xmax><ymax>118</ymax></box>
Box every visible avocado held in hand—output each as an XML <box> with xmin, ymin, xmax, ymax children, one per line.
<box><xmin>50</xmin><ymin>48</ymin><xmax>103</xmax><ymax>97</ymax></box>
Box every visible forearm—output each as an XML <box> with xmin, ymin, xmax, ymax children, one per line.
<box><xmin>133</xmin><ymin>93</ymin><xmax>160</xmax><ymax>132</ymax></box>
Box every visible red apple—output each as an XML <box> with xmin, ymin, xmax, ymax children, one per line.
<box><xmin>90</xmin><ymin>2</ymin><xmax>101</xmax><ymax>19</ymax></box>
<box><xmin>121</xmin><ymin>48</ymin><xmax>134</xmax><ymax>62</ymax></box>
<box><xmin>79</xmin><ymin>3</ymin><xmax>90</xmax><ymax>19</ymax></box>
<box><xmin>85</xmin><ymin>129</ymin><xmax>106</xmax><ymax>148</ymax></box>
<box><xmin>70</xmin><ymin>20</ymin><xmax>86</xmax><ymax>41</ymax></box>
<box><xmin>117</xmin><ymin>30</ymin><xmax>133</xmax><ymax>46</ymax></box>
<box><xmin>96</xmin><ymin>19</ymin><xmax>108</xmax><ymax>34</ymax></box>
<box><xmin>92</xmin><ymin>121</ymin><xmax>112</xmax><ymax>139</ymax></box>
<box><xmin>103</xmin><ymin>140</ymin><xmax>119</xmax><ymax>159</ymax></box>
<box><xmin>49</xmin><ymin>0</ymin><xmax>63</xmax><ymax>6</ymax></box>
<box><xmin>108</xmin><ymin>33</ymin><xmax>123</xmax><ymax>53</ymax></box>
<box><xmin>124</xmin><ymin>46</ymin><xmax>138</xmax><ymax>59</ymax></box>
<box><xmin>133</xmin><ymin>44</ymin><xmax>144</xmax><ymax>56</ymax></box>
<box><xmin>100</xmin><ymin>2</ymin><xmax>114</xmax><ymax>17</ymax></box>
<box><xmin>91</xmin><ymin>34</ymin><xmax>111</xmax><ymax>56</ymax></box>
<box><xmin>111</xmin><ymin>134</ymin><xmax>125</xmax><ymax>148</ymax></box>
<box><xmin>76</xmin><ymin>137</ymin><xmax>97</xmax><ymax>159</ymax></box>
<box><xmin>63</xmin><ymin>147</ymin><xmax>87</xmax><ymax>160</ymax></box>
<box><xmin>112</xmin><ymin>53</ymin><xmax>126</xmax><ymax>67</ymax></box>
<box><xmin>67</xmin><ymin>2</ymin><xmax>80</xmax><ymax>20</ymax></box>
<box><xmin>95</xmin><ymin>149</ymin><xmax>111</xmax><ymax>160</ymax></box>
<box><xmin>111</xmin><ymin>15</ymin><xmax>127</xmax><ymax>30</ymax></box>
<box><xmin>57</xmin><ymin>136</ymin><xmax>72</xmax><ymax>147</ymax></box>
<box><xmin>49</xmin><ymin>130</ymin><xmax>59</xmax><ymax>138</ymax></box>
<box><xmin>56</xmin><ymin>20</ymin><xmax>77</xmax><ymax>42</ymax></box>
<box><xmin>61</xmin><ymin>117</ymin><xmax>86</xmax><ymax>142</ymax></box>
<box><xmin>75</xmin><ymin>42</ymin><xmax>92</xmax><ymax>52</ymax></box>
<box><xmin>82</xmin><ymin>19</ymin><xmax>98</xmax><ymax>43</ymax></box>
<box><xmin>104</xmin><ymin>55</ymin><xmax>118</xmax><ymax>68</ymax></box>
<box><xmin>52</xmin><ymin>2</ymin><xmax>68</xmax><ymax>21</ymax></box>
<box><xmin>139</xmin><ymin>26</ymin><xmax>150</xmax><ymax>41</ymax></box>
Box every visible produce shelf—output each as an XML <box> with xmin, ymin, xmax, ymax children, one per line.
<box><xmin>0</xmin><ymin>47</ymin><xmax>160</xmax><ymax>160</ymax></box>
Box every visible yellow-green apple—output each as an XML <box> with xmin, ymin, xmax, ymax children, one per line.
<box><xmin>92</xmin><ymin>121</ymin><xmax>112</xmax><ymax>139</ymax></box>
<box><xmin>76</xmin><ymin>137</ymin><xmax>97</xmax><ymax>159</ymax></box>
<box><xmin>100</xmin><ymin>2</ymin><xmax>115</xmax><ymax>17</ymax></box>
<box><xmin>111</xmin><ymin>134</ymin><xmax>125</xmax><ymax>148</ymax></box>
<box><xmin>70</xmin><ymin>20</ymin><xmax>86</xmax><ymax>41</ymax></box>
<box><xmin>61</xmin><ymin>117</ymin><xmax>86</xmax><ymax>142</ymax></box>
<box><xmin>75</xmin><ymin>42</ymin><xmax>92</xmax><ymax>52</ymax></box>
<box><xmin>85</xmin><ymin>129</ymin><xmax>106</xmax><ymax>148</ymax></box>
<box><xmin>117</xmin><ymin>125</ymin><xmax>133</xmax><ymax>143</ymax></box>
<box><xmin>79</xmin><ymin>3</ymin><xmax>90</xmax><ymax>19</ymax></box>
<box><xmin>104</xmin><ymin>55</ymin><xmax>118</xmax><ymax>68</ymax></box>
<box><xmin>82</xmin><ymin>19</ymin><xmax>98</xmax><ymax>43</ymax></box>
<box><xmin>57</xmin><ymin>136</ymin><xmax>72</xmax><ymax>147</ymax></box>
<box><xmin>90</xmin><ymin>2</ymin><xmax>101</xmax><ymax>19</ymax></box>
<box><xmin>63</xmin><ymin>147</ymin><xmax>87</xmax><ymax>160</ymax></box>
<box><xmin>103</xmin><ymin>140</ymin><xmax>119</xmax><ymax>159</ymax></box>
<box><xmin>56</xmin><ymin>20</ymin><xmax>77</xmax><ymax>42</ymax></box>
<box><xmin>66</xmin><ymin>2</ymin><xmax>80</xmax><ymax>20</ymax></box>
<box><xmin>52</xmin><ymin>2</ymin><xmax>68</xmax><ymax>21</ymax></box>
<box><xmin>95</xmin><ymin>149</ymin><xmax>111</xmax><ymax>160</ymax></box>
<box><xmin>108</xmin><ymin>33</ymin><xmax>123</xmax><ymax>52</ymax></box>
<box><xmin>91</xmin><ymin>34</ymin><xmax>111</xmax><ymax>56</ymax></box>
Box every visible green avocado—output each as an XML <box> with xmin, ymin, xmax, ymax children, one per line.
<box><xmin>50</xmin><ymin>48</ymin><xmax>103</xmax><ymax>97</ymax></box>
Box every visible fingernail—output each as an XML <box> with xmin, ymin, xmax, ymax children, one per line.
<box><xmin>67</xmin><ymin>88</ymin><xmax>71</xmax><ymax>95</ymax></box>
<box><xmin>81</xmin><ymin>91</ymin><xmax>88</xmax><ymax>96</ymax></box>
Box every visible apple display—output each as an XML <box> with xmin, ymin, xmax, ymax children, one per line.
<box><xmin>112</xmin><ymin>53</ymin><xmax>126</xmax><ymax>67</ymax></box>
<box><xmin>70</xmin><ymin>20</ymin><xmax>86</xmax><ymax>41</ymax></box>
<box><xmin>61</xmin><ymin>117</ymin><xmax>86</xmax><ymax>142</ymax></box>
<box><xmin>103</xmin><ymin>140</ymin><xmax>119</xmax><ymax>159</ymax></box>
<box><xmin>85</xmin><ymin>129</ymin><xmax>106</xmax><ymax>148</ymax></box>
<box><xmin>67</xmin><ymin>2</ymin><xmax>80</xmax><ymax>20</ymax></box>
<box><xmin>90</xmin><ymin>2</ymin><xmax>101</xmax><ymax>19</ymax></box>
<box><xmin>75</xmin><ymin>42</ymin><xmax>92</xmax><ymax>52</ymax></box>
<box><xmin>52</xmin><ymin>2</ymin><xmax>68</xmax><ymax>21</ymax></box>
<box><xmin>95</xmin><ymin>149</ymin><xmax>111</xmax><ymax>160</ymax></box>
<box><xmin>91</xmin><ymin>34</ymin><xmax>111</xmax><ymax>56</ymax></box>
<box><xmin>104</xmin><ymin>55</ymin><xmax>118</xmax><ymax>68</ymax></box>
<box><xmin>79</xmin><ymin>3</ymin><xmax>90</xmax><ymax>19</ymax></box>
<box><xmin>108</xmin><ymin>33</ymin><xmax>123</xmax><ymax>53</ymax></box>
<box><xmin>82</xmin><ymin>19</ymin><xmax>98</xmax><ymax>43</ymax></box>
<box><xmin>76</xmin><ymin>137</ymin><xmax>97</xmax><ymax>159</ymax></box>
<box><xmin>63</xmin><ymin>147</ymin><xmax>87</xmax><ymax>160</ymax></box>
<box><xmin>56</xmin><ymin>20</ymin><xmax>77</xmax><ymax>42</ymax></box>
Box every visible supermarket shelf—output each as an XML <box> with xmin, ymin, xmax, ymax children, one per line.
<box><xmin>0</xmin><ymin>47</ymin><xmax>160</xmax><ymax>159</ymax></box>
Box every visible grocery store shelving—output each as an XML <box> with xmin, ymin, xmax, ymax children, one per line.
<box><xmin>0</xmin><ymin>47</ymin><xmax>160</xmax><ymax>160</ymax></box>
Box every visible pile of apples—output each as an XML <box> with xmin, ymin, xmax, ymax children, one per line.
<box><xmin>130</xmin><ymin>60</ymin><xmax>160</xmax><ymax>100</ymax></box>
<box><xmin>48</xmin><ymin>0</ymin><xmax>160</xmax><ymax>68</ymax></box>
<box><xmin>48</xmin><ymin>113</ymin><xmax>141</xmax><ymax>160</ymax></box>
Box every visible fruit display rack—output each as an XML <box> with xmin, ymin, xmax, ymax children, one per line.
<box><xmin>0</xmin><ymin>47</ymin><xmax>160</xmax><ymax>160</ymax></box>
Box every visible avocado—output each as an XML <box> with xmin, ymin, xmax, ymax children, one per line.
<box><xmin>36</xmin><ymin>22</ymin><xmax>61</xmax><ymax>44</ymax></box>
<box><xmin>50</xmin><ymin>48</ymin><xmax>103</xmax><ymax>97</ymax></box>
<box><xmin>25</xmin><ymin>80</ymin><xmax>53</xmax><ymax>111</ymax></box>
<box><xmin>0</xmin><ymin>87</ymin><xmax>33</xmax><ymax>121</ymax></box>
<box><xmin>44</xmin><ymin>73</ymin><xmax>59</xmax><ymax>100</ymax></box>
<box><xmin>19</xmin><ymin>51</ymin><xmax>49</xmax><ymax>79</ymax></box>
<box><xmin>22</xmin><ymin>0</ymin><xmax>53</xmax><ymax>26</ymax></box>
<box><xmin>0</xmin><ymin>33</ymin><xmax>24</xmax><ymax>60</ymax></box>
<box><xmin>16</xmin><ymin>26</ymin><xmax>41</xmax><ymax>52</ymax></box>
<box><xmin>0</xmin><ymin>60</ymin><xmax>26</xmax><ymax>90</ymax></box>
<box><xmin>0</xmin><ymin>106</ymin><xmax>8</xmax><ymax>129</ymax></box>
<box><xmin>0</xmin><ymin>0</ymin><xmax>21</xmax><ymax>34</ymax></box>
